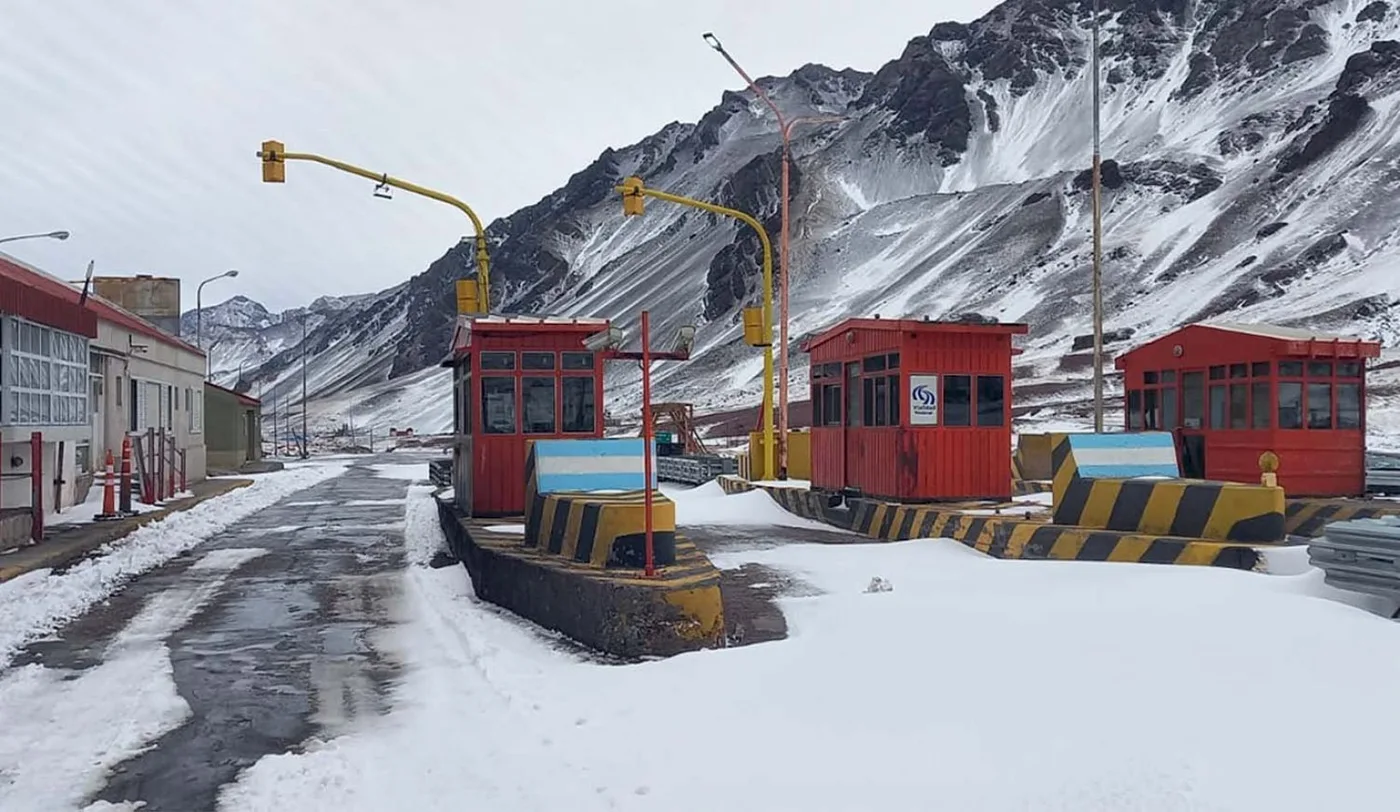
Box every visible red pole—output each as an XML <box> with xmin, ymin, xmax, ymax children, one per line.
<box><xmin>30</xmin><ymin>432</ymin><xmax>42</xmax><ymax>543</ymax></box>
<box><xmin>641</xmin><ymin>310</ymin><xmax>655</xmax><ymax>577</ymax></box>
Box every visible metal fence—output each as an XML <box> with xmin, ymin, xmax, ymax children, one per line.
<box><xmin>1308</xmin><ymin>515</ymin><xmax>1400</xmax><ymax>605</ymax></box>
<box><xmin>428</xmin><ymin>458</ymin><xmax>452</xmax><ymax>488</ymax></box>
<box><xmin>656</xmin><ymin>454</ymin><xmax>738</xmax><ymax>486</ymax></box>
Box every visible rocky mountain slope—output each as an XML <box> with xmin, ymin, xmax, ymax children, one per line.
<box><xmin>205</xmin><ymin>0</ymin><xmax>1400</xmax><ymax>438</ymax></box>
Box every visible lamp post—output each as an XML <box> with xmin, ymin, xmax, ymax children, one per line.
<box><xmin>196</xmin><ymin>270</ymin><xmax>239</xmax><ymax>378</ymax></box>
<box><xmin>1090</xmin><ymin>0</ymin><xmax>1105</xmax><ymax>432</ymax></box>
<box><xmin>703</xmin><ymin>32</ymin><xmax>844</xmax><ymax>479</ymax></box>
<box><xmin>617</xmin><ymin>175</ymin><xmax>775</xmax><ymax>481</ymax></box>
<box><xmin>0</xmin><ymin>230</ymin><xmax>69</xmax><ymax>246</ymax></box>
<box><xmin>300</xmin><ymin>312</ymin><xmax>309</xmax><ymax>459</ymax></box>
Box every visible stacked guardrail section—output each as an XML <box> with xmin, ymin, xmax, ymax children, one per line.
<box><xmin>1308</xmin><ymin>516</ymin><xmax>1400</xmax><ymax>602</ymax></box>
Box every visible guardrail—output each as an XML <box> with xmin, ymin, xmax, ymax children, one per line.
<box><xmin>1308</xmin><ymin>516</ymin><xmax>1400</xmax><ymax>609</ymax></box>
<box><xmin>656</xmin><ymin>454</ymin><xmax>738</xmax><ymax>486</ymax></box>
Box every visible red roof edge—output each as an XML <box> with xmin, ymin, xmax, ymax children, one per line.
<box><xmin>801</xmin><ymin>317</ymin><xmax>1030</xmax><ymax>352</ymax></box>
<box><xmin>205</xmin><ymin>379</ymin><xmax>261</xmax><ymax>407</ymax></box>
<box><xmin>0</xmin><ymin>254</ymin><xmax>204</xmax><ymax>356</ymax></box>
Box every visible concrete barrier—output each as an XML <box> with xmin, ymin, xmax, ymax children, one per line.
<box><xmin>525</xmin><ymin>490</ymin><xmax>678</xmax><ymax>567</ymax></box>
<box><xmin>1050</xmin><ymin>432</ymin><xmax>1285</xmax><ymax>543</ymax></box>
<box><xmin>715</xmin><ymin>476</ymin><xmax>1265</xmax><ymax>571</ymax></box>
<box><xmin>436</xmin><ymin>494</ymin><xmax>724</xmax><ymax>659</ymax></box>
<box><xmin>1284</xmin><ymin>498</ymin><xmax>1400</xmax><ymax>537</ymax></box>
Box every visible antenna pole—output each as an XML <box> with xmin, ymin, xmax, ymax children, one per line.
<box><xmin>1091</xmin><ymin>0</ymin><xmax>1105</xmax><ymax>433</ymax></box>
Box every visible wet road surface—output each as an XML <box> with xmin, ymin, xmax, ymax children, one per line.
<box><xmin>13</xmin><ymin>457</ymin><xmax>413</xmax><ymax>811</ymax></box>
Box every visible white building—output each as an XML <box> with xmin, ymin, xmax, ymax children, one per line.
<box><xmin>0</xmin><ymin>254</ymin><xmax>206</xmax><ymax>540</ymax></box>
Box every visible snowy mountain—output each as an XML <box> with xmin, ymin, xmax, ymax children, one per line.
<box><xmin>200</xmin><ymin>0</ymin><xmax>1400</xmax><ymax>440</ymax></box>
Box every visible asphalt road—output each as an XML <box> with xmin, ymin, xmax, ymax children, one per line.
<box><xmin>14</xmin><ymin>457</ymin><xmax>411</xmax><ymax>811</ymax></box>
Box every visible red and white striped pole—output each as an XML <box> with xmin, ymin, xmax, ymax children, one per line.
<box><xmin>119</xmin><ymin>435</ymin><xmax>133</xmax><ymax>514</ymax></box>
<box><xmin>640</xmin><ymin>310</ymin><xmax>655</xmax><ymax>577</ymax></box>
<box><xmin>100</xmin><ymin>449</ymin><xmax>116</xmax><ymax>518</ymax></box>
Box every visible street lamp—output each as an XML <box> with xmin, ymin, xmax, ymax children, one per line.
<box><xmin>1090</xmin><ymin>0</ymin><xmax>1105</xmax><ymax>432</ymax></box>
<box><xmin>703</xmin><ymin>32</ymin><xmax>845</xmax><ymax>479</ymax></box>
<box><xmin>196</xmin><ymin>270</ymin><xmax>239</xmax><ymax>376</ymax></box>
<box><xmin>0</xmin><ymin>230</ymin><xmax>69</xmax><ymax>246</ymax></box>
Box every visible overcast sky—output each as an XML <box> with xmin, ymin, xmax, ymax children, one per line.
<box><xmin>1</xmin><ymin>0</ymin><xmax>999</xmax><ymax>313</ymax></box>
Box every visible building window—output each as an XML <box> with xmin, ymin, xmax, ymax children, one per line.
<box><xmin>1182</xmin><ymin>371</ymin><xmax>1205</xmax><ymax>428</ymax></box>
<box><xmin>942</xmin><ymin>375</ymin><xmax>972</xmax><ymax>427</ymax></box>
<box><xmin>562</xmin><ymin>352</ymin><xmax>594</xmax><ymax>370</ymax></box>
<box><xmin>561</xmin><ymin>377</ymin><xmax>594</xmax><ymax>433</ymax></box>
<box><xmin>481</xmin><ymin>377</ymin><xmax>516</xmax><ymax>434</ymax></box>
<box><xmin>191</xmin><ymin>390</ymin><xmax>204</xmax><ymax>434</ymax></box>
<box><xmin>1251</xmin><ymin>382</ymin><xmax>1271</xmax><ymax>429</ymax></box>
<box><xmin>76</xmin><ymin>442</ymin><xmax>92</xmax><ymax>475</ymax></box>
<box><xmin>1338</xmin><ymin>383</ymin><xmax>1362</xmax><ymax>429</ymax></box>
<box><xmin>1209</xmin><ymin>385</ymin><xmax>1227</xmax><ymax>429</ymax></box>
<box><xmin>523</xmin><ymin>377</ymin><xmax>556</xmax><ymax>433</ymax></box>
<box><xmin>481</xmin><ymin>351</ymin><xmax>515</xmax><ymax>371</ymax></box>
<box><xmin>1229</xmin><ymin>383</ymin><xmax>1248</xmax><ymax>429</ymax></box>
<box><xmin>1278</xmin><ymin>382</ymin><xmax>1303</xmax><ymax>429</ymax></box>
<box><xmin>1127</xmin><ymin>390</ymin><xmax>1143</xmax><ymax>429</ymax></box>
<box><xmin>1277</xmin><ymin>358</ymin><xmax>1361</xmax><ymax>431</ymax></box>
<box><xmin>976</xmin><ymin>375</ymin><xmax>1005</xmax><ymax>426</ymax></box>
<box><xmin>888</xmin><ymin>374</ymin><xmax>900</xmax><ymax>424</ymax></box>
<box><xmin>3</xmin><ymin>317</ymin><xmax>88</xmax><ymax>426</ymax></box>
<box><xmin>1307</xmin><ymin>382</ymin><xmax>1332</xmax><ymax>429</ymax></box>
<box><xmin>845</xmin><ymin>363</ymin><xmax>861</xmax><ymax>427</ymax></box>
<box><xmin>522</xmin><ymin>352</ymin><xmax>555</xmax><ymax>370</ymax></box>
<box><xmin>819</xmin><ymin>383</ymin><xmax>842</xmax><ymax>426</ymax></box>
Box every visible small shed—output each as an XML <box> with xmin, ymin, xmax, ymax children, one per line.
<box><xmin>801</xmin><ymin>317</ymin><xmax>1029</xmax><ymax>502</ymax></box>
<box><xmin>446</xmin><ymin>314</ymin><xmax>608</xmax><ymax>517</ymax></box>
<box><xmin>204</xmin><ymin>381</ymin><xmax>262</xmax><ymax>473</ymax></box>
<box><xmin>1114</xmin><ymin>322</ymin><xmax>1380</xmax><ymax>497</ymax></box>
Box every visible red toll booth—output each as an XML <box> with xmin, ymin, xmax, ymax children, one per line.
<box><xmin>802</xmin><ymin>317</ymin><xmax>1028</xmax><ymax>502</ymax></box>
<box><xmin>1115</xmin><ymin>322</ymin><xmax>1380</xmax><ymax>497</ymax></box>
<box><xmin>446</xmin><ymin>315</ymin><xmax>608</xmax><ymax>516</ymax></box>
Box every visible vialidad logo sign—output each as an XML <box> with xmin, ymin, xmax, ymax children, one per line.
<box><xmin>909</xmin><ymin>374</ymin><xmax>939</xmax><ymax>425</ymax></box>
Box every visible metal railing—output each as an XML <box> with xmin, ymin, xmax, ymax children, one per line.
<box><xmin>656</xmin><ymin>454</ymin><xmax>738</xmax><ymax>486</ymax></box>
<box><xmin>1308</xmin><ymin>516</ymin><xmax>1400</xmax><ymax>609</ymax></box>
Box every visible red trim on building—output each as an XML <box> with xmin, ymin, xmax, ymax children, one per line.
<box><xmin>0</xmin><ymin>256</ymin><xmax>99</xmax><ymax>337</ymax></box>
<box><xmin>0</xmin><ymin>255</ymin><xmax>204</xmax><ymax>356</ymax></box>
<box><xmin>205</xmin><ymin>380</ymin><xmax>261</xmax><ymax>408</ymax></box>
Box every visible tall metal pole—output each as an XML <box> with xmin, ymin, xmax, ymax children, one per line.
<box><xmin>1090</xmin><ymin>0</ymin><xmax>1105</xmax><ymax>433</ymax></box>
<box><xmin>301</xmin><ymin>315</ymin><xmax>309</xmax><ymax>458</ymax></box>
<box><xmin>640</xmin><ymin>310</ymin><xmax>656</xmax><ymax>577</ymax></box>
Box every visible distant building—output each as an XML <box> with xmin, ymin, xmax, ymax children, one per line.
<box><xmin>204</xmin><ymin>381</ymin><xmax>262</xmax><ymax>473</ymax></box>
<box><xmin>91</xmin><ymin>274</ymin><xmax>182</xmax><ymax>338</ymax></box>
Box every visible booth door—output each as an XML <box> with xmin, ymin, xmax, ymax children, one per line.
<box><xmin>843</xmin><ymin>361</ymin><xmax>862</xmax><ymax>491</ymax></box>
<box><xmin>1177</xmin><ymin>370</ymin><xmax>1207</xmax><ymax>478</ymax></box>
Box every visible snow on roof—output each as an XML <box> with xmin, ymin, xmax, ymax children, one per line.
<box><xmin>1202</xmin><ymin>321</ymin><xmax>1377</xmax><ymax>344</ymax></box>
<box><xmin>465</xmin><ymin>313</ymin><xmax>609</xmax><ymax>326</ymax></box>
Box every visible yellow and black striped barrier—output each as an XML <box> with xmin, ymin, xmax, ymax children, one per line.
<box><xmin>524</xmin><ymin>490</ymin><xmax>677</xmax><ymax>568</ymax></box>
<box><xmin>1284</xmin><ymin>498</ymin><xmax>1400</xmax><ymax>538</ymax></box>
<box><xmin>1049</xmin><ymin>433</ymin><xmax>1285</xmax><ymax>543</ymax></box>
<box><xmin>717</xmin><ymin>475</ymin><xmax>1265</xmax><ymax>570</ymax></box>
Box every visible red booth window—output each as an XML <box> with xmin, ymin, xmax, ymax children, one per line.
<box><xmin>1277</xmin><ymin>359</ymin><xmax>1363</xmax><ymax>431</ymax></box>
<box><xmin>811</xmin><ymin>363</ymin><xmax>843</xmax><ymax>426</ymax></box>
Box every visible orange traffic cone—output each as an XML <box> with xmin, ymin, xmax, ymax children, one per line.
<box><xmin>96</xmin><ymin>449</ymin><xmax>117</xmax><ymax>520</ymax></box>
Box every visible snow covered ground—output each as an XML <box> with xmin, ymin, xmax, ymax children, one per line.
<box><xmin>215</xmin><ymin>479</ymin><xmax>1400</xmax><ymax>811</ymax></box>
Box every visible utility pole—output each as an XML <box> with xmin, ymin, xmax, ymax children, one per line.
<box><xmin>1090</xmin><ymin>0</ymin><xmax>1105</xmax><ymax>433</ymax></box>
<box><xmin>300</xmin><ymin>314</ymin><xmax>309</xmax><ymax>458</ymax></box>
